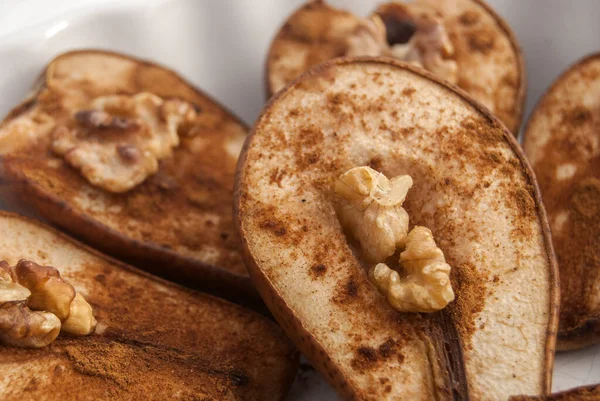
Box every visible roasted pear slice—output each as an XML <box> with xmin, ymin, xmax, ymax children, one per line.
<box><xmin>510</xmin><ymin>385</ymin><xmax>600</xmax><ymax>401</ymax></box>
<box><xmin>236</xmin><ymin>58</ymin><xmax>558</xmax><ymax>400</ymax></box>
<box><xmin>266</xmin><ymin>0</ymin><xmax>525</xmax><ymax>133</ymax></box>
<box><xmin>523</xmin><ymin>53</ymin><xmax>600</xmax><ymax>351</ymax></box>
<box><xmin>0</xmin><ymin>50</ymin><xmax>253</xmax><ymax>304</ymax></box>
<box><xmin>0</xmin><ymin>212</ymin><xmax>297</xmax><ymax>400</ymax></box>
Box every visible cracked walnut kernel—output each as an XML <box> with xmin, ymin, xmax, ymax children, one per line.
<box><xmin>0</xmin><ymin>260</ymin><xmax>96</xmax><ymax>348</ymax></box>
<box><xmin>334</xmin><ymin>166</ymin><xmax>412</xmax><ymax>262</ymax></box>
<box><xmin>0</xmin><ymin>303</ymin><xmax>61</xmax><ymax>348</ymax></box>
<box><xmin>51</xmin><ymin>92</ymin><xmax>198</xmax><ymax>193</ymax></box>
<box><xmin>369</xmin><ymin>226</ymin><xmax>455</xmax><ymax>313</ymax></box>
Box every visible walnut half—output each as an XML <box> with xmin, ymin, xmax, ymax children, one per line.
<box><xmin>51</xmin><ymin>92</ymin><xmax>198</xmax><ymax>193</ymax></box>
<box><xmin>334</xmin><ymin>166</ymin><xmax>412</xmax><ymax>262</ymax></box>
<box><xmin>369</xmin><ymin>226</ymin><xmax>455</xmax><ymax>313</ymax></box>
<box><xmin>333</xmin><ymin>166</ymin><xmax>455</xmax><ymax>313</ymax></box>
<box><xmin>0</xmin><ymin>260</ymin><xmax>96</xmax><ymax>348</ymax></box>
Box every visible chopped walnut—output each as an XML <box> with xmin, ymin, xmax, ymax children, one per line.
<box><xmin>334</xmin><ymin>166</ymin><xmax>412</xmax><ymax>262</ymax></box>
<box><xmin>344</xmin><ymin>3</ymin><xmax>458</xmax><ymax>84</ymax></box>
<box><xmin>369</xmin><ymin>226</ymin><xmax>455</xmax><ymax>313</ymax></box>
<box><xmin>51</xmin><ymin>92</ymin><xmax>198</xmax><ymax>193</ymax></box>
<box><xmin>0</xmin><ymin>259</ymin><xmax>96</xmax><ymax>348</ymax></box>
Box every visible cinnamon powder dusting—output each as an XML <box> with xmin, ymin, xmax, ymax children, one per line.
<box><xmin>64</xmin><ymin>341</ymin><xmax>136</xmax><ymax>387</ymax></box>
<box><xmin>571</xmin><ymin>177</ymin><xmax>600</xmax><ymax>217</ymax></box>
<box><xmin>447</xmin><ymin>263</ymin><xmax>487</xmax><ymax>348</ymax></box>
<box><xmin>2</xmin><ymin>59</ymin><xmax>248</xmax><ymax>277</ymax></box>
<box><xmin>459</xmin><ymin>11</ymin><xmax>480</xmax><ymax>26</ymax></box>
<box><xmin>61</xmin><ymin>338</ymin><xmax>244</xmax><ymax>398</ymax></box>
<box><xmin>467</xmin><ymin>30</ymin><xmax>495</xmax><ymax>54</ymax></box>
<box><xmin>351</xmin><ymin>338</ymin><xmax>404</xmax><ymax>373</ymax></box>
<box><xmin>529</xmin><ymin>97</ymin><xmax>599</xmax><ymax>333</ymax></box>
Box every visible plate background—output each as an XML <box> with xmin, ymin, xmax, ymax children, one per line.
<box><xmin>0</xmin><ymin>0</ymin><xmax>598</xmax><ymax>398</ymax></box>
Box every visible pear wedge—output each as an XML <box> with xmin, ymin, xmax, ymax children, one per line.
<box><xmin>510</xmin><ymin>385</ymin><xmax>600</xmax><ymax>401</ymax></box>
<box><xmin>236</xmin><ymin>58</ymin><xmax>558</xmax><ymax>400</ymax></box>
<box><xmin>265</xmin><ymin>0</ymin><xmax>525</xmax><ymax>133</ymax></box>
<box><xmin>0</xmin><ymin>212</ymin><xmax>297</xmax><ymax>400</ymax></box>
<box><xmin>523</xmin><ymin>53</ymin><xmax>600</xmax><ymax>351</ymax></box>
<box><xmin>0</xmin><ymin>50</ymin><xmax>254</xmax><ymax>305</ymax></box>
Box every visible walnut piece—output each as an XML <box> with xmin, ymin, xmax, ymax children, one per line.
<box><xmin>51</xmin><ymin>92</ymin><xmax>198</xmax><ymax>193</ymax></box>
<box><xmin>15</xmin><ymin>259</ymin><xmax>76</xmax><ymax>320</ymax></box>
<box><xmin>369</xmin><ymin>226</ymin><xmax>455</xmax><ymax>313</ymax></box>
<box><xmin>0</xmin><ymin>260</ymin><xmax>15</xmax><ymax>281</ymax></box>
<box><xmin>334</xmin><ymin>166</ymin><xmax>412</xmax><ymax>262</ymax></box>
<box><xmin>345</xmin><ymin>3</ymin><xmax>458</xmax><ymax>85</ymax></box>
<box><xmin>62</xmin><ymin>293</ymin><xmax>96</xmax><ymax>336</ymax></box>
<box><xmin>0</xmin><ymin>304</ymin><xmax>61</xmax><ymax>348</ymax></box>
<box><xmin>0</xmin><ymin>259</ymin><xmax>96</xmax><ymax>348</ymax></box>
<box><xmin>0</xmin><ymin>280</ymin><xmax>30</xmax><ymax>304</ymax></box>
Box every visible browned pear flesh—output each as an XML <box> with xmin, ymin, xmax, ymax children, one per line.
<box><xmin>0</xmin><ymin>212</ymin><xmax>297</xmax><ymax>401</ymax></box>
<box><xmin>266</xmin><ymin>0</ymin><xmax>525</xmax><ymax>133</ymax></box>
<box><xmin>523</xmin><ymin>53</ymin><xmax>600</xmax><ymax>351</ymax></box>
<box><xmin>510</xmin><ymin>385</ymin><xmax>600</xmax><ymax>401</ymax></box>
<box><xmin>0</xmin><ymin>50</ymin><xmax>254</xmax><ymax>304</ymax></box>
<box><xmin>236</xmin><ymin>58</ymin><xmax>558</xmax><ymax>400</ymax></box>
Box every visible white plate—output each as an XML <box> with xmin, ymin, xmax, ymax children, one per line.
<box><xmin>0</xmin><ymin>0</ymin><xmax>598</xmax><ymax>398</ymax></box>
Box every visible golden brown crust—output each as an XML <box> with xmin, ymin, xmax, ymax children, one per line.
<box><xmin>0</xmin><ymin>50</ymin><xmax>258</xmax><ymax>306</ymax></box>
<box><xmin>264</xmin><ymin>0</ymin><xmax>526</xmax><ymax>134</ymax></box>
<box><xmin>523</xmin><ymin>53</ymin><xmax>600</xmax><ymax>350</ymax></box>
<box><xmin>0</xmin><ymin>211</ymin><xmax>298</xmax><ymax>401</ymax></box>
<box><xmin>510</xmin><ymin>385</ymin><xmax>600</xmax><ymax>401</ymax></box>
<box><xmin>237</xmin><ymin>57</ymin><xmax>558</xmax><ymax>399</ymax></box>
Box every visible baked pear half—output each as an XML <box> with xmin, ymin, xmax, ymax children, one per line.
<box><xmin>236</xmin><ymin>58</ymin><xmax>558</xmax><ymax>400</ymax></box>
<box><xmin>266</xmin><ymin>0</ymin><xmax>525</xmax><ymax>133</ymax></box>
<box><xmin>0</xmin><ymin>50</ymin><xmax>253</xmax><ymax>304</ymax></box>
<box><xmin>510</xmin><ymin>385</ymin><xmax>600</xmax><ymax>401</ymax></box>
<box><xmin>523</xmin><ymin>53</ymin><xmax>600</xmax><ymax>351</ymax></box>
<box><xmin>0</xmin><ymin>212</ymin><xmax>297</xmax><ymax>400</ymax></box>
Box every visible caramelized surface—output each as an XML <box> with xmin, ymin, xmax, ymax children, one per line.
<box><xmin>237</xmin><ymin>59</ymin><xmax>557</xmax><ymax>400</ymax></box>
<box><xmin>266</xmin><ymin>0</ymin><xmax>525</xmax><ymax>133</ymax></box>
<box><xmin>0</xmin><ymin>212</ymin><xmax>297</xmax><ymax>400</ymax></box>
<box><xmin>0</xmin><ymin>51</ymin><xmax>250</xmax><ymax>298</ymax></box>
<box><xmin>524</xmin><ymin>53</ymin><xmax>600</xmax><ymax>350</ymax></box>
